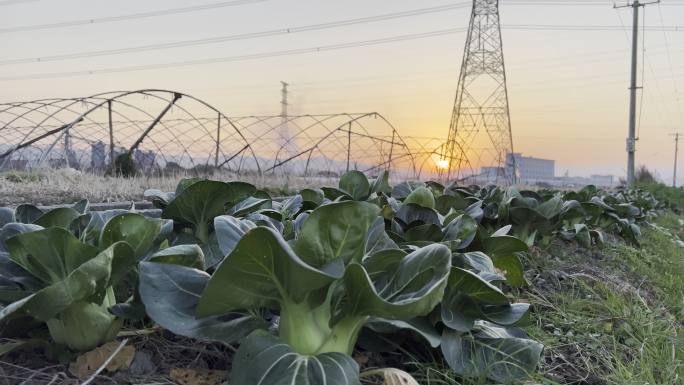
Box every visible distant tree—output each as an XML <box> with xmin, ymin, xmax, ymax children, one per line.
<box><xmin>316</xmin><ymin>170</ymin><xmax>339</xmax><ymax>178</ymax></box>
<box><xmin>636</xmin><ymin>165</ymin><xmax>657</xmax><ymax>184</ymax></box>
<box><xmin>191</xmin><ymin>164</ymin><xmax>216</xmax><ymax>176</ymax></box>
<box><xmin>106</xmin><ymin>153</ymin><xmax>138</xmax><ymax>178</ymax></box>
<box><xmin>164</xmin><ymin>161</ymin><xmax>184</xmax><ymax>176</ymax></box>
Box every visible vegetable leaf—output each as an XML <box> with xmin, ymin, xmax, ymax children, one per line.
<box><xmin>196</xmin><ymin>227</ymin><xmax>343</xmax><ymax>316</ymax></box>
<box><xmin>293</xmin><ymin>201</ymin><xmax>379</xmax><ymax>266</ymax></box>
<box><xmin>231</xmin><ymin>331</ymin><xmax>361</xmax><ymax>385</ymax></box>
<box><xmin>139</xmin><ymin>261</ymin><xmax>266</xmax><ymax>342</ymax></box>
<box><xmin>343</xmin><ymin>244</ymin><xmax>451</xmax><ymax>320</ymax></box>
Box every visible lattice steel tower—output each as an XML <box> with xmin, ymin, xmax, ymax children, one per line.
<box><xmin>443</xmin><ymin>0</ymin><xmax>516</xmax><ymax>183</ymax></box>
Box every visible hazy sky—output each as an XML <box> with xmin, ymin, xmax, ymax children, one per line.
<box><xmin>2</xmin><ymin>0</ymin><xmax>684</xmax><ymax>183</ymax></box>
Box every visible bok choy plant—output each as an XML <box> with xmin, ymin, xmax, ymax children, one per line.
<box><xmin>139</xmin><ymin>199</ymin><xmax>542</xmax><ymax>384</ymax></box>
<box><xmin>0</xmin><ymin>207</ymin><xmax>164</xmax><ymax>351</ymax></box>
<box><xmin>0</xmin><ymin>227</ymin><xmax>135</xmax><ymax>351</ymax></box>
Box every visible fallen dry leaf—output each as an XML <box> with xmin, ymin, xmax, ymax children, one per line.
<box><xmin>362</xmin><ymin>368</ymin><xmax>420</xmax><ymax>385</ymax></box>
<box><xmin>69</xmin><ymin>341</ymin><xmax>135</xmax><ymax>379</ymax></box>
<box><xmin>170</xmin><ymin>368</ymin><xmax>228</xmax><ymax>385</ymax></box>
<box><xmin>382</xmin><ymin>368</ymin><xmax>419</xmax><ymax>385</ymax></box>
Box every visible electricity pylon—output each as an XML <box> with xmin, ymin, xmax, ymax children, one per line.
<box><xmin>280</xmin><ymin>81</ymin><xmax>291</xmax><ymax>154</ymax></box>
<box><xmin>442</xmin><ymin>0</ymin><xmax>516</xmax><ymax>184</ymax></box>
<box><xmin>278</xmin><ymin>81</ymin><xmax>298</xmax><ymax>170</ymax></box>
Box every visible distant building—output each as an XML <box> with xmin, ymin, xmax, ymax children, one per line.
<box><xmin>589</xmin><ymin>174</ymin><xmax>615</xmax><ymax>187</ymax></box>
<box><xmin>134</xmin><ymin>149</ymin><xmax>157</xmax><ymax>170</ymax></box>
<box><xmin>506</xmin><ymin>153</ymin><xmax>555</xmax><ymax>182</ymax></box>
<box><xmin>548</xmin><ymin>174</ymin><xmax>616</xmax><ymax>188</ymax></box>
<box><xmin>48</xmin><ymin>158</ymin><xmax>68</xmax><ymax>168</ymax></box>
<box><xmin>63</xmin><ymin>135</ymin><xmax>80</xmax><ymax>169</ymax></box>
<box><xmin>43</xmin><ymin>150</ymin><xmax>75</xmax><ymax>168</ymax></box>
<box><xmin>66</xmin><ymin>150</ymin><xmax>80</xmax><ymax>169</ymax></box>
<box><xmin>1</xmin><ymin>159</ymin><xmax>28</xmax><ymax>171</ymax></box>
<box><xmin>91</xmin><ymin>141</ymin><xmax>106</xmax><ymax>170</ymax></box>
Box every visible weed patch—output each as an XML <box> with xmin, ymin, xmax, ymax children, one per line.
<box><xmin>521</xmin><ymin>219</ymin><xmax>684</xmax><ymax>384</ymax></box>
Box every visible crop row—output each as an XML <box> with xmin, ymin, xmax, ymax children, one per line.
<box><xmin>0</xmin><ymin>171</ymin><xmax>663</xmax><ymax>384</ymax></box>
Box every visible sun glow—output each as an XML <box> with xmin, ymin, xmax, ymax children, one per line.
<box><xmin>435</xmin><ymin>159</ymin><xmax>450</xmax><ymax>170</ymax></box>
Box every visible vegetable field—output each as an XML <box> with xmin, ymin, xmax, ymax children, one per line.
<box><xmin>0</xmin><ymin>171</ymin><xmax>681</xmax><ymax>385</ymax></box>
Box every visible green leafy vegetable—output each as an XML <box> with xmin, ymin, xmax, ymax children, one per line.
<box><xmin>1</xmin><ymin>228</ymin><xmax>135</xmax><ymax>350</ymax></box>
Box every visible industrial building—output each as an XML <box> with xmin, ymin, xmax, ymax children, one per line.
<box><xmin>506</xmin><ymin>153</ymin><xmax>555</xmax><ymax>183</ymax></box>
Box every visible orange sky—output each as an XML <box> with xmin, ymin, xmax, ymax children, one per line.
<box><xmin>1</xmin><ymin>0</ymin><xmax>684</xmax><ymax>183</ymax></box>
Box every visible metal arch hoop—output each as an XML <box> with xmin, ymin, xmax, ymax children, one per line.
<box><xmin>0</xmin><ymin>90</ymin><xmax>445</xmax><ymax>180</ymax></box>
<box><xmin>0</xmin><ymin>89</ymin><xmax>261</xmax><ymax>174</ymax></box>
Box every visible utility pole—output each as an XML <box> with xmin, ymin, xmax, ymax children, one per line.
<box><xmin>614</xmin><ymin>0</ymin><xmax>659</xmax><ymax>186</ymax></box>
<box><xmin>671</xmin><ymin>132</ymin><xmax>680</xmax><ymax>187</ymax></box>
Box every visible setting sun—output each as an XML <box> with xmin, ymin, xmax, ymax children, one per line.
<box><xmin>435</xmin><ymin>159</ymin><xmax>450</xmax><ymax>170</ymax></box>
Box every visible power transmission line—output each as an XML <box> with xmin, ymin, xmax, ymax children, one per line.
<box><xmin>0</xmin><ymin>28</ymin><xmax>469</xmax><ymax>81</ymax></box>
<box><xmin>503</xmin><ymin>0</ymin><xmax>684</xmax><ymax>5</ymax></box>
<box><xmin>637</xmin><ymin>3</ymin><xmax>647</xmax><ymax>141</ymax></box>
<box><xmin>0</xmin><ymin>0</ymin><xmax>38</xmax><ymax>6</ymax></box>
<box><xmin>1</xmin><ymin>22</ymin><xmax>681</xmax><ymax>67</ymax></box>
<box><xmin>0</xmin><ymin>0</ymin><xmax>268</xmax><ymax>34</ymax></box>
<box><xmin>0</xmin><ymin>3</ymin><xmax>473</xmax><ymax>66</ymax></box>
<box><xmin>502</xmin><ymin>23</ymin><xmax>682</xmax><ymax>31</ymax></box>
<box><xmin>504</xmin><ymin>1</ymin><xmax>604</xmax><ymax>5</ymax></box>
<box><xmin>657</xmin><ymin>3</ymin><xmax>684</xmax><ymax>129</ymax></box>
<box><xmin>615</xmin><ymin>0</ymin><xmax>684</xmax><ymax>184</ymax></box>
<box><xmin>207</xmin><ymin>42</ymin><xmax>682</xmax><ymax>95</ymax></box>
<box><xmin>614</xmin><ymin>1</ymin><xmax>678</xmax><ymax>135</ymax></box>
<box><xmin>5</xmin><ymin>19</ymin><xmax>684</xmax><ymax>82</ymax></box>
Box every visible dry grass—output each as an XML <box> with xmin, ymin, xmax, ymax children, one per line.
<box><xmin>1</xmin><ymin>169</ymin><xmax>179</xmax><ymax>206</ymax></box>
<box><xmin>0</xmin><ymin>331</ymin><xmax>235</xmax><ymax>385</ymax></box>
<box><xmin>0</xmin><ymin>168</ymin><xmax>340</xmax><ymax>206</ymax></box>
